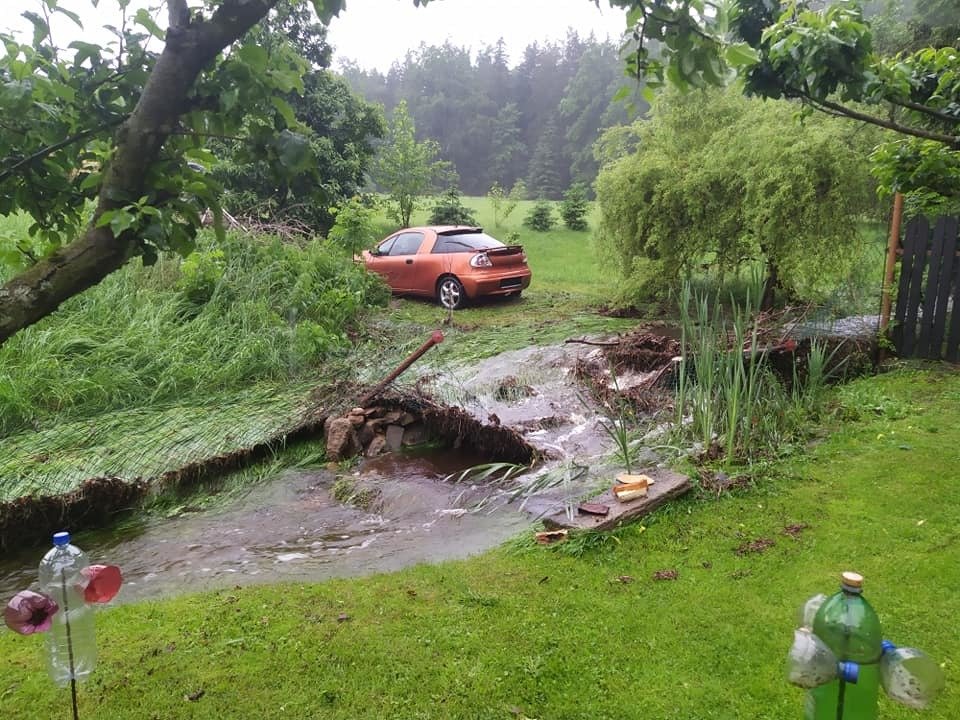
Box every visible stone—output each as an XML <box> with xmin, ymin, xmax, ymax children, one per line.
<box><xmin>384</xmin><ymin>424</ymin><xmax>405</xmax><ymax>452</ymax></box>
<box><xmin>399</xmin><ymin>412</ymin><xmax>417</xmax><ymax>426</ymax></box>
<box><xmin>348</xmin><ymin>412</ymin><xmax>365</xmax><ymax>428</ymax></box>
<box><xmin>326</xmin><ymin>418</ymin><xmax>359</xmax><ymax>461</ymax></box>
<box><xmin>356</xmin><ymin>421</ymin><xmax>375</xmax><ymax>448</ymax></box>
<box><xmin>365</xmin><ymin>434</ymin><xmax>387</xmax><ymax>457</ymax></box>
<box><xmin>401</xmin><ymin>422</ymin><xmax>427</xmax><ymax>446</ymax></box>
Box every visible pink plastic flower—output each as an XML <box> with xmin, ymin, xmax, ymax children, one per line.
<box><xmin>80</xmin><ymin>565</ymin><xmax>123</xmax><ymax>603</ymax></box>
<box><xmin>4</xmin><ymin>591</ymin><xmax>59</xmax><ymax>635</ymax></box>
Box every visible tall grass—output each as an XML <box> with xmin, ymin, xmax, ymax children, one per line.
<box><xmin>676</xmin><ymin>282</ymin><xmax>824</xmax><ymax>466</ymax></box>
<box><xmin>0</xmin><ymin>230</ymin><xmax>389</xmax><ymax>436</ymax></box>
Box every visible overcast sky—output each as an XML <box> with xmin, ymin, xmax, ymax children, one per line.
<box><xmin>4</xmin><ymin>0</ymin><xmax>628</xmax><ymax>71</ymax></box>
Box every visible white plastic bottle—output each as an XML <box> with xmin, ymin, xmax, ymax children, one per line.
<box><xmin>37</xmin><ymin>532</ymin><xmax>97</xmax><ymax>686</ymax></box>
<box><xmin>880</xmin><ymin>642</ymin><xmax>945</xmax><ymax>709</ymax></box>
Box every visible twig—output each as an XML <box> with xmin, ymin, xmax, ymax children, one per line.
<box><xmin>0</xmin><ymin>117</ymin><xmax>127</xmax><ymax>184</ymax></box>
<box><xmin>564</xmin><ymin>338</ymin><xmax>621</xmax><ymax>347</ymax></box>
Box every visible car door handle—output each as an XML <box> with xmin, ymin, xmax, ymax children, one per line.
<box><xmin>405</xmin><ymin>259</ymin><xmax>413</xmax><ymax>264</ymax></box>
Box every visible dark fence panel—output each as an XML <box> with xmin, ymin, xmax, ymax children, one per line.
<box><xmin>894</xmin><ymin>215</ymin><xmax>960</xmax><ymax>361</ymax></box>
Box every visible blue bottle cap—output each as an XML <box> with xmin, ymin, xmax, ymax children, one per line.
<box><xmin>52</xmin><ymin>531</ymin><xmax>70</xmax><ymax>546</ymax></box>
<box><xmin>838</xmin><ymin>661</ymin><xmax>860</xmax><ymax>684</ymax></box>
<box><xmin>881</xmin><ymin>640</ymin><xmax>897</xmax><ymax>654</ymax></box>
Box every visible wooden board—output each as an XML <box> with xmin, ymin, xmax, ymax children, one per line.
<box><xmin>537</xmin><ymin>469</ymin><xmax>692</xmax><ymax>532</ymax></box>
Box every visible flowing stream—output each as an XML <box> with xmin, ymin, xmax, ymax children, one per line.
<box><xmin>2</xmin><ymin>339</ymin><xmax>664</xmax><ymax>602</ymax></box>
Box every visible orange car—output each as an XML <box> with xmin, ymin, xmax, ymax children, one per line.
<box><xmin>362</xmin><ymin>226</ymin><xmax>532</xmax><ymax>309</ymax></box>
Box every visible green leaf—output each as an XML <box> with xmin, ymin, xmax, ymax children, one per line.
<box><xmin>53</xmin><ymin>6</ymin><xmax>83</xmax><ymax>28</ymax></box>
<box><xmin>724</xmin><ymin>43</ymin><xmax>759</xmax><ymax>68</ymax></box>
<box><xmin>237</xmin><ymin>45</ymin><xmax>269</xmax><ymax>73</ymax></box>
<box><xmin>311</xmin><ymin>0</ymin><xmax>346</xmax><ymax>24</ymax></box>
<box><xmin>271</xmin><ymin>96</ymin><xmax>297</xmax><ymax>128</ymax></box>
<box><xmin>275</xmin><ymin>130</ymin><xmax>313</xmax><ymax>173</ymax></box>
<box><xmin>133</xmin><ymin>9</ymin><xmax>164</xmax><ymax>40</ymax></box>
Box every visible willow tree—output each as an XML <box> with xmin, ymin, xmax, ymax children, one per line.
<box><xmin>596</xmin><ymin>87</ymin><xmax>881</xmax><ymax>307</ymax></box>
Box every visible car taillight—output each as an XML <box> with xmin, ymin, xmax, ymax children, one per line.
<box><xmin>470</xmin><ymin>253</ymin><xmax>493</xmax><ymax>268</ymax></box>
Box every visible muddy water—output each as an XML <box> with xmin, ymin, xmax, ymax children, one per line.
<box><xmin>0</xmin><ymin>448</ymin><xmax>528</xmax><ymax>603</ymax></box>
<box><xmin>1</xmin><ymin>338</ymin><xmax>669</xmax><ymax>602</ymax></box>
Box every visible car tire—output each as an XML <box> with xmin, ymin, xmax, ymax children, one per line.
<box><xmin>437</xmin><ymin>276</ymin><xmax>466</xmax><ymax>310</ymax></box>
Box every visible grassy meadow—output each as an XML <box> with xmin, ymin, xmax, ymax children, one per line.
<box><xmin>1</xmin><ymin>367</ymin><xmax>958</xmax><ymax>719</ymax></box>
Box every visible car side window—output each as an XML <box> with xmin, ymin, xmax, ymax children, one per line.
<box><xmin>388</xmin><ymin>232</ymin><xmax>424</xmax><ymax>256</ymax></box>
<box><xmin>377</xmin><ymin>236</ymin><xmax>397</xmax><ymax>255</ymax></box>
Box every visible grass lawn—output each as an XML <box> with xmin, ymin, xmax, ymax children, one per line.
<box><xmin>2</xmin><ymin>366</ymin><xmax>958</xmax><ymax>719</ymax></box>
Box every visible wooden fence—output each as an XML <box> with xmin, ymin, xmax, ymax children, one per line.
<box><xmin>892</xmin><ymin>215</ymin><xmax>960</xmax><ymax>361</ymax></box>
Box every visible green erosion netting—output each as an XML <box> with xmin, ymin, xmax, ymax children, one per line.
<box><xmin>0</xmin><ymin>381</ymin><xmax>344</xmax><ymax>504</ymax></box>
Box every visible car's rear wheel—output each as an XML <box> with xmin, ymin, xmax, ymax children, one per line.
<box><xmin>437</xmin><ymin>276</ymin><xmax>466</xmax><ymax>310</ymax></box>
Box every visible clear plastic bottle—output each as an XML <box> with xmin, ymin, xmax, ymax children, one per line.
<box><xmin>805</xmin><ymin>572</ymin><xmax>883</xmax><ymax>720</ymax></box>
<box><xmin>37</xmin><ymin>531</ymin><xmax>97</xmax><ymax>686</ymax></box>
<box><xmin>880</xmin><ymin>642</ymin><xmax>945</xmax><ymax>709</ymax></box>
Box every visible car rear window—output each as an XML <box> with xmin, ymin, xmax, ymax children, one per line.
<box><xmin>431</xmin><ymin>233</ymin><xmax>505</xmax><ymax>254</ymax></box>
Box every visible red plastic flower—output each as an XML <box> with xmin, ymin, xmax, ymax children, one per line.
<box><xmin>80</xmin><ymin>565</ymin><xmax>123</xmax><ymax>603</ymax></box>
<box><xmin>4</xmin><ymin>590</ymin><xmax>59</xmax><ymax>635</ymax></box>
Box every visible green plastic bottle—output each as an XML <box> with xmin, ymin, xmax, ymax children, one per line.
<box><xmin>805</xmin><ymin>572</ymin><xmax>883</xmax><ymax>720</ymax></box>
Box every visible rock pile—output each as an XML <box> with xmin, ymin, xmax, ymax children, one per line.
<box><xmin>324</xmin><ymin>405</ymin><xmax>429</xmax><ymax>462</ymax></box>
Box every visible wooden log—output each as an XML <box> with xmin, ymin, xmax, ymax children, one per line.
<box><xmin>541</xmin><ymin>469</ymin><xmax>692</xmax><ymax>532</ymax></box>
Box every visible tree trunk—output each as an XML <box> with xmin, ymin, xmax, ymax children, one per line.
<box><xmin>761</xmin><ymin>258</ymin><xmax>779</xmax><ymax>311</ymax></box>
<box><xmin>0</xmin><ymin>0</ymin><xmax>282</xmax><ymax>347</ymax></box>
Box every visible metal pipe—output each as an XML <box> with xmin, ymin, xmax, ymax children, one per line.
<box><xmin>357</xmin><ymin>330</ymin><xmax>444</xmax><ymax>407</ymax></box>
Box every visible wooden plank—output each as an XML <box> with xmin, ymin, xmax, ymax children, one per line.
<box><xmin>893</xmin><ymin>217</ymin><xmax>924</xmax><ymax>353</ymax></box>
<box><xmin>927</xmin><ymin>216</ymin><xmax>958</xmax><ymax>359</ymax></box>
<box><xmin>948</xmin><ymin>248</ymin><xmax>960</xmax><ymax>363</ymax></box>
<box><xmin>537</xmin><ymin>469</ymin><xmax>692</xmax><ymax>531</ymax></box>
<box><xmin>918</xmin><ymin>217</ymin><xmax>948</xmax><ymax>357</ymax></box>
<box><xmin>901</xmin><ymin>217</ymin><xmax>931</xmax><ymax>358</ymax></box>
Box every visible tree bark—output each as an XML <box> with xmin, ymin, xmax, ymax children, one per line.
<box><xmin>761</xmin><ymin>258</ymin><xmax>779</xmax><ymax>311</ymax></box>
<box><xmin>0</xmin><ymin>0</ymin><xmax>282</xmax><ymax>347</ymax></box>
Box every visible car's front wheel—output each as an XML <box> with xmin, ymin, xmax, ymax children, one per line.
<box><xmin>437</xmin><ymin>276</ymin><xmax>466</xmax><ymax>310</ymax></box>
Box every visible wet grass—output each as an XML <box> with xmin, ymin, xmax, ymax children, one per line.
<box><xmin>364</xmin><ymin>197</ymin><xmax>643</xmax><ymax>367</ymax></box>
<box><xmin>0</xmin><ymin>382</ymin><xmax>324</xmax><ymax>503</ymax></box>
<box><xmin>1</xmin><ymin>366</ymin><xmax>958</xmax><ymax>719</ymax></box>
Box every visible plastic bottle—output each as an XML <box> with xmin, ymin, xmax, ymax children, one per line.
<box><xmin>880</xmin><ymin>642</ymin><xmax>945</xmax><ymax>710</ymax></box>
<box><xmin>38</xmin><ymin>531</ymin><xmax>97</xmax><ymax>686</ymax></box>
<box><xmin>787</xmin><ymin>628</ymin><xmax>856</xmax><ymax>689</ymax></box>
<box><xmin>805</xmin><ymin>572</ymin><xmax>883</xmax><ymax>720</ymax></box>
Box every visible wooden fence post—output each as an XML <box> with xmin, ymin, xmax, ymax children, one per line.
<box><xmin>879</xmin><ymin>192</ymin><xmax>904</xmax><ymax>338</ymax></box>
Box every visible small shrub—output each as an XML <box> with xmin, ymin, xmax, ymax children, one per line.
<box><xmin>560</xmin><ymin>183</ymin><xmax>589</xmax><ymax>231</ymax></box>
<box><xmin>523</xmin><ymin>199</ymin><xmax>556</xmax><ymax>232</ymax></box>
<box><xmin>178</xmin><ymin>248</ymin><xmax>226</xmax><ymax>306</ymax></box>
<box><xmin>327</xmin><ymin>197</ymin><xmax>380</xmax><ymax>255</ymax></box>
<box><xmin>428</xmin><ymin>187</ymin><xmax>477</xmax><ymax>226</ymax></box>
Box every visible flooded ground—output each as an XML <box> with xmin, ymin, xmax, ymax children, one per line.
<box><xmin>0</xmin><ymin>448</ymin><xmax>530</xmax><ymax>603</ymax></box>
<box><xmin>1</xmin><ymin>338</ymin><xmax>674</xmax><ymax>602</ymax></box>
